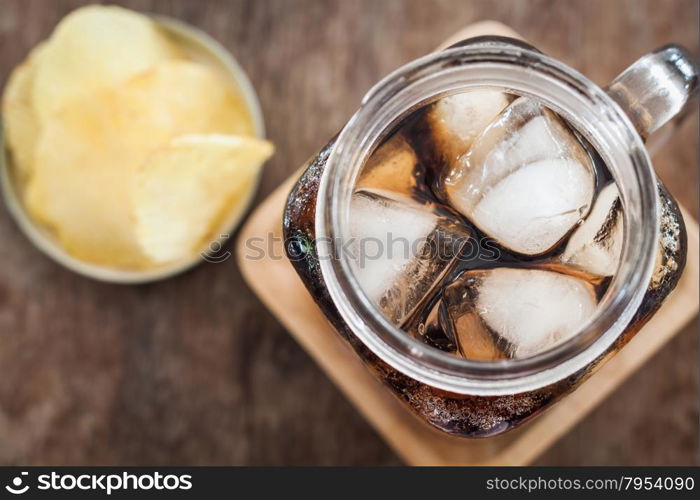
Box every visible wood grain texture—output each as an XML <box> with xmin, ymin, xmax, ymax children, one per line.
<box><xmin>0</xmin><ymin>0</ymin><xmax>697</xmax><ymax>465</ymax></box>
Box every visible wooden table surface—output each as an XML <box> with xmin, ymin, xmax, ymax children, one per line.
<box><xmin>0</xmin><ymin>0</ymin><xmax>697</xmax><ymax>466</ymax></box>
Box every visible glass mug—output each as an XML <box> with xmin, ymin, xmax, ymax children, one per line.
<box><xmin>282</xmin><ymin>36</ymin><xmax>697</xmax><ymax>437</ymax></box>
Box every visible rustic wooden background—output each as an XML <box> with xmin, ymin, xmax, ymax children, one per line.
<box><xmin>0</xmin><ymin>0</ymin><xmax>697</xmax><ymax>465</ymax></box>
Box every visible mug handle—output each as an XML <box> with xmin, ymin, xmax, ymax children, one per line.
<box><xmin>606</xmin><ymin>45</ymin><xmax>698</xmax><ymax>155</ymax></box>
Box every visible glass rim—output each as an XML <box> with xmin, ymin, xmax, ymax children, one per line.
<box><xmin>315</xmin><ymin>41</ymin><xmax>659</xmax><ymax>395</ymax></box>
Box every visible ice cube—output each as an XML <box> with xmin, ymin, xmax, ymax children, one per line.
<box><xmin>427</xmin><ymin>89</ymin><xmax>510</xmax><ymax>163</ymax></box>
<box><xmin>356</xmin><ymin>133</ymin><xmax>424</xmax><ymax>197</ymax></box>
<box><xmin>561</xmin><ymin>183</ymin><xmax>623</xmax><ymax>277</ymax></box>
<box><xmin>349</xmin><ymin>188</ymin><xmax>471</xmax><ymax>326</ymax></box>
<box><xmin>434</xmin><ymin>268</ymin><xmax>597</xmax><ymax>359</ymax></box>
<box><xmin>468</xmin><ymin>158</ymin><xmax>595</xmax><ymax>255</ymax></box>
<box><xmin>443</xmin><ymin>97</ymin><xmax>596</xmax><ymax>255</ymax></box>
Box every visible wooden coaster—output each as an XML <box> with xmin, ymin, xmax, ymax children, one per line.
<box><xmin>236</xmin><ymin>22</ymin><xmax>700</xmax><ymax>465</ymax></box>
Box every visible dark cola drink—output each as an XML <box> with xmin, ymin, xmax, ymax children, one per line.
<box><xmin>350</xmin><ymin>91</ymin><xmax>632</xmax><ymax>361</ymax></box>
<box><xmin>283</xmin><ymin>87</ymin><xmax>687</xmax><ymax>437</ymax></box>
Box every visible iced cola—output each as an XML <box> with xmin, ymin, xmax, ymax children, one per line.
<box><xmin>283</xmin><ymin>56</ymin><xmax>688</xmax><ymax>437</ymax></box>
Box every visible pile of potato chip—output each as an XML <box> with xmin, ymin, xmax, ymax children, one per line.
<box><xmin>2</xmin><ymin>5</ymin><xmax>273</xmax><ymax>269</ymax></box>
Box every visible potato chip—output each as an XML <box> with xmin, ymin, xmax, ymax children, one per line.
<box><xmin>2</xmin><ymin>44</ymin><xmax>45</xmax><ymax>181</ymax></box>
<box><xmin>132</xmin><ymin>134</ymin><xmax>273</xmax><ymax>263</ymax></box>
<box><xmin>32</xmin><ymin>5</ymin><xmax>178</xmax><ymax>124</ymax></box>
<box><xmin>115</xmin><ymin>60</ymin><xmax>255</xmax><ymax>148</ymax></box>
<box><xmin>26</xmin><ymin>152</ymin><xmax>149</xmax><ymax>268</ymax></box>
<box><xmin>27</xmin><ymin>60</ymin><xmax>256</xmax><ymax>268</ymax></box>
